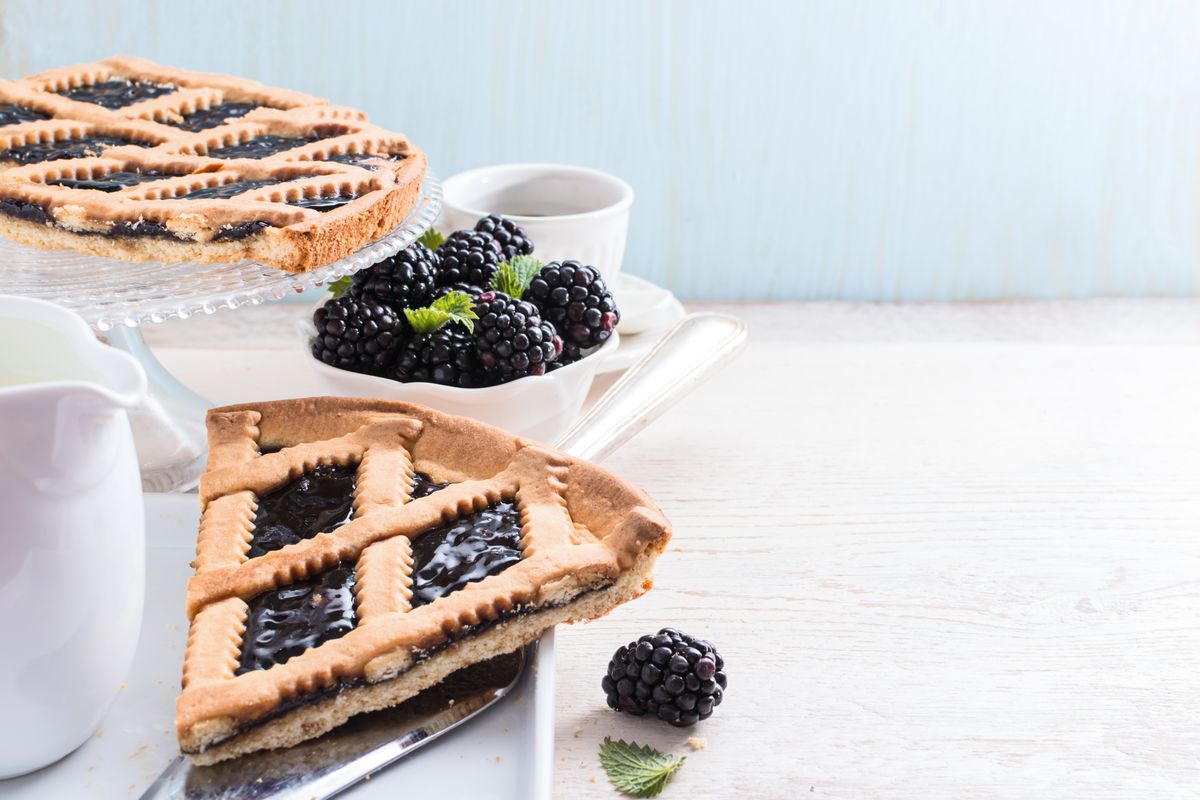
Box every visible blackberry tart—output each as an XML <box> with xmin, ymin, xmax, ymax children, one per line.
<box><xmin>178</xmin><ymin>397</ymin><xmax>670</xmax><ymax>763</ymax></box>
<box><xmin>0</xmin><ymin>56</ymin><xmax>426</xmax><ymax>272</ymax></box>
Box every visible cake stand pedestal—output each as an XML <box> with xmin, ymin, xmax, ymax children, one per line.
<box><xmin>0</xmin><ymin>175</ymin><xmax>441</xmax><ymax>492</ymax></box>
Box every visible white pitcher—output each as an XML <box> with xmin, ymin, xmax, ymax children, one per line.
<box><xmin>0</xmin><ymin>295</ymin><xmax>147</xmax><ymax>778</ymax></box>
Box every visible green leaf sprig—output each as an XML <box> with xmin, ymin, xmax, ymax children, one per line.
<box><xmin>490</xmin><ymin>254</ymin><xmax>543</xmax><ymax>299</ymax></box>
<box><xmin>598</xmin><ymin>738</ymin><xmax>686</xmax><ymax>797</ymax></box>
<box><xmin>327</xmin><ymin>275</ymin><xmax>354</xmax><ymax>299</ymax></box>
<box><xmin>419</xmin><ymin>227</ymin><xmax>447</xmax><ymax>251</ymax></box>
<box><xmin>403</xmin><ymin>290</ymin><xmax>478</xmax><ymax>335</ymax></box>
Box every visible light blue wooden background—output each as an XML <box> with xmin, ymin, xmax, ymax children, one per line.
<box><xmin>3</xmin><ymin>0</ymin><xmax>1199</xmax><ymax>300</ymax></box>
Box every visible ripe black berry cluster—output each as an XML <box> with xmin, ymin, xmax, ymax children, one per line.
<box><xmin>311</xmin><ymin>295</ymin><xmax>404</xmax><ymax>375</ymax></box>
<box><xmin>311</xmin><ymin>215</ymin><xmax>621</xmax><ymax>387</ymax></box>
<box><xmin>603</xmin><ymin>628</ymin><xmax>727</xmax><ymax>727</ymax></box>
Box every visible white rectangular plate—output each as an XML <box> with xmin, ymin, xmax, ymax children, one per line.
<box><xmin>3</xmin><ymin>494</ymin><xmax>555</xmax><ymax>800</ymax></box>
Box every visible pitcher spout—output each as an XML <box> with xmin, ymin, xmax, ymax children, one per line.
<box><xmin>0</xmin><ymin>296</ymin><xmax>147</xmax><ymax>493</ymax></box>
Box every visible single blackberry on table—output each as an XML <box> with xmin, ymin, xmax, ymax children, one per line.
<box><xmin>311</xmin><ymin>295</ymin><xmax>404</xmax><ymax>375</ymax></box>
<box><xmin>389</xmin><ymin>326</ymin><xmax>487</xmax><ymax>388</ymax></box>
<box><xmin>602</xmin><ymin>628</ymin><xmax>727</xmax><ymax>727</ymax></box>
<box><xmin>474</xmin><ymin>214</ymin><xmax>534</xmax><ymax>261</ymax></box>
<box><xmin>473</xmin><ymin>291</ymin><xmax>562</xmax><ymax>381</ymax></box>
<box><xmin>351</xmin><ymin>242</ymin><xmax>440</xmax><ymax>310</ymax></box>
<box><xmin>436</xmin><ymin>230</ymin><xmax>503</xmax><ymax>289</ymax></box>
<box><xmin>526</xmin><ymin>260</ymin><xmax>619</xmax><ymax>353</ymax></box>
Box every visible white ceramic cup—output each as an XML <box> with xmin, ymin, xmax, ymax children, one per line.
<box><xmin>0</xmin><ymin>296</ymin><xmax>147</xmax><ymax>778</ymax></box>
<box><xmin>440</xmin><ymin>163</ymin><xmax>634</xmax><ymax>279</ymax></box>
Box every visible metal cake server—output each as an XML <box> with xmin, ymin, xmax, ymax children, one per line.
<box><xmin>140</xmin><ymin>312</ymin><xmax>747</xmax><ymax>800</ymax></box>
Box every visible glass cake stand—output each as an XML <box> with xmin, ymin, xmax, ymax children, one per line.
<box><xmin>0</xmin><ymin>174</ymin><xmax>442</xmax><ymax>492</ymax></box>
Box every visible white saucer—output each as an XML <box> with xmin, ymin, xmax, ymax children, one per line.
<box><xmin>599</xmin><ymin>273</ymin><xmax>686</xmax><ymax>374</ymax></box>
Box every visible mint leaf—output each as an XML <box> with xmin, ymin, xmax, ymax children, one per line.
<box><xmin>403</xmin><ymin>291</ymin><xmax>478</xmax><ymax>335</ymax></box>
<box><xmin>490</xmin><ymin>254</ymin><xmax>543</xmax><ymax>298</ymax></box>
<box><xmin>404</xmin><ymin>307</ymin><xmax>452</xmax><ymax>335</ymax></box>
<box><xmin>431</xmin><ymin>290</ymin><xmax>475</xmax><ymax>319</ymax></box>
<box><xmin>598</xmin><ymin>738</ymin><xmax>685</xmax><ymax>797</ymax></box>
<box><xmin>328</xmin><ymin>275</ymin><xmax>354</xmax><ymax>299</ymax></box>
<box><xmin>418</xmin><ymin>227</ymin><xmax>446</xmax><ymax>251</ymax></box>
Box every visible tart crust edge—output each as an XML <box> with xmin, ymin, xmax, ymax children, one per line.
<box><xmin>184</xmin><ymin>545</ymin><xmax>661</xmax><ymax>764</ymax></box>
<box><xmin>0</xmin><ymin>150</ymin><xmax>426</xmax><ymax>273</ymax></box>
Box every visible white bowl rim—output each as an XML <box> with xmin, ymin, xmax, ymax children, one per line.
<box><xmin>303</xmin><ymin>319</ymin><xmax>621</xmax><ymax>397</ymax></box>
<box><xmin>441</xmin><ymin>162</ymin><xmax>634</xmax><ymax>223</ymax></box>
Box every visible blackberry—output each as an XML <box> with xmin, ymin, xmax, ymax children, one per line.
<box><xmin>311</xmin><ymin>295</ymin><xmax>404</xmax><ymax>375</ymax></box>
<box><xmin>526</xmin><ymin>260</ymin><xmax>619</xmax><ymax>354</ymax></box>
<box><xmin>474</xmin><ymin>214</ymin><xmax>534</xmax><ymax>261</ymax></box>
<box><xmin>436</xmin><ymin>230</ymin><xmax>503</xmax><ymax>289</ymax></box>
<box><xmin>388</xmin><ymin>327</ymin><xmax>487</xmax><ymax>388</ymax></box>
<box><xmin>473</xmin><ymin>291</ymin><xmax>562</xmax><ymax>381</ymax></box>
<box><xmin>433</xmin><ymin>281</ymin><xmax>486</xmax><ymax>302</ymax></box>
<box><xmin>352</xmin><ymin>242</ymin><xmax>440</xmax><ymax>310</ymax></box>
<box><xmin>602</xmin><ymin>628</ymin><xmax>726</xmax><ymax>727</ymax></box>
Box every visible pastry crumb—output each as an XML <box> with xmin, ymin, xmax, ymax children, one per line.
<box><xmin>590</xmin><ymin>775</ymin><xmax>597</xmax><ymax>783</ymax></box>
<box><xmin>494</xmin><ymin>756</ymin><xmax>502</xmax><ymax>764</ymax></box>
<box><xmin>687</xmin><ymin>736</ymin><xmax>707</xmax><ymax>750</ymax></box>
<box><xmin>573</xmin><ymin>728</ymin><xmax>582</xmax><ymax>737</ymax></box>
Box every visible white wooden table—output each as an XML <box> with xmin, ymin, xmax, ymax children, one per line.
<box><xmin>144</xmin><ymin>300</ymin><xmax>1200</xmax><ymax>799</ymax></box>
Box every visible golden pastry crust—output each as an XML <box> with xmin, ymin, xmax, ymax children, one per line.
<box><xmin>0</xmin><ymin>57</ymin><xmax>427</xmax><ymax>272</ymax></box>
<box><xmin>178</xmin><ymin>397</ymin><xmax>671</xmax><ymax>762</ymax></box>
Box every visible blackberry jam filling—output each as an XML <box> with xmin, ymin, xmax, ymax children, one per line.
<box><xmin>236</xmin><ymin>562</ymin><xmax>357</xmax><ymax>674</ymax></box>
<box><xmin>411</xmin><ymin>472</ymin><xmax>450</xmax><ymax>499</ymax></box>
<box><xmin>288</xmin><ymin>193</ymin><xmax>358</xmax><ymax>212</ymax></box>
<box><xmin>214</xmin><ymin>220</ymin><xmax>272</xmax><ymax>241</ymax></box>
<box><xmin>1</xmin><ymin>135</ymin><xmax>151</xmax><ymax>165</ymax></box>
<box><xmin>48</xmin><ymin>170</ymin><xmax>169</xmax><ymax>192</ymax></box>
<box><xmin>58</xmin><ymin>79</ymin><xmax>176</xmax><ymax>109</ymax></box>
<box><xmin>169</xmin><ymin>102</ymin><xmax>259</xmax><ymax>132</ymax></box>
<box><xmin>0</xmin><ymin>197</ymin><xmax>51</xmax><ymax>225</ymax></box>
<box><xmin>248</xmin><ymin>463</ymin><xmax>356</xmax><ymax>559</ymax></box>
<box><xmin>319</xmin><ymin>152</ymin><xmax>406</xmax><ymax>169</ymax></box>
<box><xmin>181</xmin><ymin>179</ymin><xmax>282</xmax><ymax>201</ymax></box>
<box><xmin>209</xmin><ymin>136</ymin><xmax>316</xmax><ymax>160</ymax></box>
<box><xmin>109</xmin><ymin>219</ymin><xmax>170</xmax><ymax>238</ymax></box>
<box><xmin>0</xmin><ymin>103</ymin><xmax>49</xmax><ymax>126</ymax></box>
<box><xmin>410</xmin><ymin>501</ymin><xmax>523</xmax><ymax>607</ymax></box>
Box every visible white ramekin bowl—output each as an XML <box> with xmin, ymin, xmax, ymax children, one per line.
<box><xmin>301</xmin><ymin>314</ymin><xmax>619</xmax><ymax>445</ymax></box>
<box><xmin>439</xmin><ymin>163</ymin><xmax>634</xmax><ymax>280</ymax></box>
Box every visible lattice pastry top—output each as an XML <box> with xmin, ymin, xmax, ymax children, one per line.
<box><xmin>0</xmin><ymin>57</ymin><xmax>426</xmax><ymax>272</ymax></box>
<box><xmin>178</xmin><ymin>397</ymin><xmax>671</xmax><ymax>763</ymax></box>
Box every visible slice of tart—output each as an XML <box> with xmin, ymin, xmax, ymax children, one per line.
<box><xmin>0</xmin><ymin>57</ymin><xmax>425</xmax><ymax>272</ymax></box>
<box><xmin>177</xmin><ymin>397</ymin><xmax>670</xmax><ymax>764</ymax></box>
